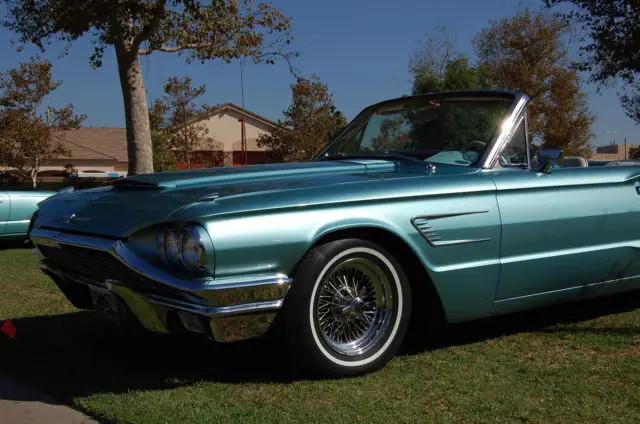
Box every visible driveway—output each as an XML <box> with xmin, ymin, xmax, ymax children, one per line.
<box><xmin>0</xmin><ymin>375</ymin><xmax>97</xmax><ymax>424</ymax></box>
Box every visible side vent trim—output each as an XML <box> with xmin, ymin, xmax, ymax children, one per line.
<box><xmin>197</xmin><ymin>193</ymin><xmax>220</xmax><ymax>203</ymax></box>
<box><xmin>411</xmin><ymin>211</ymin><xmax>491</xmax><ymax>247</ymax></box>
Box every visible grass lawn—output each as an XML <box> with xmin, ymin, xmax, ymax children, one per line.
<box><xmin>1</xmin><ymin>245</ymin><xmax>639</xmax><ymax>424</ymax></box>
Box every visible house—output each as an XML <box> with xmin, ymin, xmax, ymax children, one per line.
<box><xmin>591</xmin><ymin>142</ymin><xmax>638</xmax><ymax>161</ymax></box>
<box><xmin>36</xmin><ymin>102</ymin><xmax>278</xmax><ymax>179</ymax></box>
<box><xmin>171</xmin><ymin>102</ymin><xmax>280</xmax><ymax>167</ymax></box>
<box><xmin>37</xmin><ymin>127</ymin><xmax>128</xmax><ymax>180</ymax></box>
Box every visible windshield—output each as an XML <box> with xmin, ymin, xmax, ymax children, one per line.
<box><xmin>318</xmin><ymin>95</ymin><xmax>514</xmax><ymax>167</ymax></box>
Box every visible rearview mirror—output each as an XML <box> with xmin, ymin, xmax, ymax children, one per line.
<box><xmin>536</xmin><ymin>148</ymin><xmax>564</xmax><ymax>173</ymax></box>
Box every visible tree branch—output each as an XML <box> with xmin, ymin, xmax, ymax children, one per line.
<box><xmin>131</xmin><ymin>0</ymin><xmax>167</xmax><ymax>53</ymax></box>
<box><xmin>138</xmin><ymin>43</ymin><xmax>205</xmax><ymax>55</ymax></box>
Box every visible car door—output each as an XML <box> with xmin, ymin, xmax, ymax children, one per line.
<box><xmin>489</xmin><ymin>117</ymin><xmax>640</xmax><ymax>312</ymax></box>
<box><xmin>0</xmin><ymin>192</ymin><xmax>8</xmax><ymax>235</ymax></box>
<box><xmin>4</xmin><ymin>191</ymin><xmax>43</xmax><ymax>235</ymax></box>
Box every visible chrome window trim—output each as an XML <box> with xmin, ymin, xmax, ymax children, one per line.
<box><xmin>479</xmin><ymin>93</ymin><xmax>530</xmax><ymax>169</ymax></box>
<box><xmin>492</xmin><ymin>114</ymin><xmax>529</xmax><ymax>169</ymax></box>
<box><xmin>315</xmin><ymin>89</ymin><xmax>531</xmax><ymax>167</ymax></box>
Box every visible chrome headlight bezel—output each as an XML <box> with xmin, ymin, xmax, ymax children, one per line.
<box><xmin>155</xmin><ymin>224</ymin><xmax>212</xmax><ymax>275</ymax></box>
<box><xmin>178</xmin><ymin>226</ymin><xmax>207</xmax><ymax>272</ymax></box>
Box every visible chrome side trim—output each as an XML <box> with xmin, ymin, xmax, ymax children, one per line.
<box><xmin>147</xmin><ymin>295</ymin><xmax>284</xmax><ymax>318</ymax></box>
<box><xmin>411</xmin><ymin>211</ymin><xmax>491</xmax><ymax>247</ymax></box>
<box><xmin>0</xmin><ymin>219</ymin><xmax>30</xmax><ymax>225</ymax></box>
<box><xmin>480</xmin><ymin>93</ymin><xmax>530</xmax><ymax>169</ymax></box>
<box><xmin>428</xmin><ymin>238</ymin><xmax>491</xmax><ymax>247</ymax></box>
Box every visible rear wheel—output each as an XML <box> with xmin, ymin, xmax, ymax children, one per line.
<box><xmin>281</xmin><ymin>238</ymin><xmax>411</xmax><ymax>377</ymax></box>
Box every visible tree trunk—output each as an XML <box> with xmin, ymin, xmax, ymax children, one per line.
<box><xmin>115</xmin><ymin>42</ymin><xmax>154</xmax><ymax>175</ymax></box>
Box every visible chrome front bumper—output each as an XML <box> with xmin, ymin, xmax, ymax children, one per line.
<box><xmin>30</xmin><ymin>228</ymin><xmax>292</xmax><ymax>342</ymax></box>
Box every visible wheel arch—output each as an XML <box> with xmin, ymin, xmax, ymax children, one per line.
<box><xmin>298</xmin><ymin>225</ymin><xmax>448</xmax><ymax>329</ymax></box>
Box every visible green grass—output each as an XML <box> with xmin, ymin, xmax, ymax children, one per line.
<box><xmin>1</xmin><ymin>245</ymin><xmax>639</xmax><ymax>424</ymax></box>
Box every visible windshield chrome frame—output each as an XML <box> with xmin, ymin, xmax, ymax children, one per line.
<box><xmin>314</xmin><ymin>89</ymin><xmax>531</xmax><ymax>169</ymax></box>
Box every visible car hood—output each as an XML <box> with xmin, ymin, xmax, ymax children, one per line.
<box><xmin>33</xmin><ymin>160</ymin><xmax>480</xmax><ymax>238</ymax></box>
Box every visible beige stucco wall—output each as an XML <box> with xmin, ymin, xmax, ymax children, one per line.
<box><xmin>199</xmin><ymin>109</ymin><xmax>273</xmax><ymax>152</ymax></box>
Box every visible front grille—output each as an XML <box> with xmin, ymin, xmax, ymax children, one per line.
<box><xmin>39</xmin><ymin>244</ymin><xmax>166</xmax><ymax>294</ymax></box>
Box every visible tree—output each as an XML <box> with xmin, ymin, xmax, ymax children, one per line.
<box><xmin>629</xmin><ymin>146</ymin><xmax>640</xmax><ymax>160</ymax></box>
<box><xmin>257</xmin><ymin>75</ymin><xmax>345</xmax><ymax>162</ymax></box>
<box><xmin>409</xmin><ymin>25</ymin><xmax>493</xmax><ymax>94</ymax></box>
<box><xmin>151</xmin><ymin>131</ymin><xmax>177</xmax><ymax>172</ymax></box>
<box><xmin>545</xmin><ymin>0</ymin><xmax>640</xmax><ymax>122</ymax></box>
<box><xmin>0</xmin><ymin>59</ymin><xmax>84</xmax><ymax>187</ymax></box>
<box><xmin>474</xmin><ymin>8</ymin><xmax>595</xmax><ymax>156</ymax></box>
<box><xmin>2</xmin><ymin>0</ymin><xmax>295</xmax><ymax>175</ymax></box>
<box><xmin>326</xmin><ymin>109</ymin><xmax>348</xmax><ymax>142</ymax></box>
<box><xmin>150</xmin><ymin>76</ymin><xmax>221</xmax><ymax>169</ymax></box>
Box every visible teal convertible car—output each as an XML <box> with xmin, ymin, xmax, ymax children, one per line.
<box><xmin>1</xmin><ymin>190</ymin><xmax>54</xmax><ymax>240</ymax></box>
<box><xmin>29</xmin><ymin>90</ymin><xmax>640</xmax><ymax>376</ymax></box>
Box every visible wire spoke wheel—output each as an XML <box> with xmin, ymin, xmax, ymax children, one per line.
<box><xmin>315</xmin><ymin>256</ymin><xmax>394</xmax><ymax>357</ymax></box>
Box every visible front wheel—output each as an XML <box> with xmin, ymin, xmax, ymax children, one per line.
<box><xmin>281</xmin><ymin>238</ymin><xmax>412</xmax><ymax>377</ymax></box>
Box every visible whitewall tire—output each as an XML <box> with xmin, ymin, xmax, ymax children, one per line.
<box><xmin>281</xmin><ymin>238</ymin><xmax>412</xmax><ymax>376</ymax></box>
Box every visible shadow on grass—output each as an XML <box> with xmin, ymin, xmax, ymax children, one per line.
<box><xmin>401</xmin><ymin>289</ymin><xmax>640</xmax><ymax>354</ymax></box>
<box><xmin>1</xmin><ymin>290</ymin><xmax>639</xmax><ymax>405</ymax></box>
<box><xmin>0</xmin><ymin>239</ymin><xmax>31</xmax><ymax>251</ymax></box>
<box><xmin>0</xmin><ymin>311</ymin><xmax>299</xmax><ymax>404</ymax></box>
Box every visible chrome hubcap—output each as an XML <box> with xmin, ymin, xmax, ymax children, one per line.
<box><xmin>316</xmin><ymin>257</ymin><xmax>394</xmax><ymax>357</ymax></box>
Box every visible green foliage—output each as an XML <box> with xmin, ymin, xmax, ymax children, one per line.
<box><xmin>0</xmin><ymin>59</ymin><xmax>85</xmax><ymax>187</ymax></box>
<box><xmin>326</xmin><ymin>109</ymin><xmax>348</xmax><ymax>143</ymax></box>
<box><xmin>150</xmin><ymin>76</ymin><xmax>222</xmax><ymax>168</ymax></box>
<box><xmin>546</xmin><ymin>0</ymin><xmax>640</xmax><ymax>122</ymax></box>
<box><xmin>412</xmin><ymin>56</ymin><xmax>492</xmax><ymax>94</ymax></box>
<box><xmin>257</xmin><ymin>75</ymin><xmax>346</xmax><ymax>162</ymax></box>
<box><xmin>2</xmin><ymin>0</ymin><xmax>296</xmax><ymax>175</ymax></box>
<box><xmin>151</xmin><ymin>131</ymin><xmax>177</xmax><ymax>172</ymax></box>
<box><xmin>2</xmin><ymin>0</ymin><xmax>296</xmax><ymax>69</ymax></box>
<box><xmin>473</xmin><ymin>8</ymin><xmax>594</xmax><ymax>157</ymax></box>
<box><xmin>409</xmin><ymin>26</ymin><xmax>493</xmax><ymax>95</ymax></box>
<box><xmin>629</xmin><ymin>146</ymin><xmax>640</xmax><ymax>160</ymax></box>
<box><xmin>409</xmin><ymin>11</ymin><xmax>595</xmax><ymax>158</ymax></box>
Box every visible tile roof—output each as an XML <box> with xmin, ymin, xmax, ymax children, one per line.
<box><xmin>170</xmin><ymin>102</ymin><xmax>281</xmax><ymax>131</ymax></box>
<box><xmin>54</xmin><ymin>127</ymin><xmax>127</xmax><ymax>162</ymax></box>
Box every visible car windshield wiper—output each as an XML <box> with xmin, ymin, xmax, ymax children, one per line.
<box><xmin>319</xmin><ymin>151</ymin><xmax>423</xmax><ymax>164</ymax></box>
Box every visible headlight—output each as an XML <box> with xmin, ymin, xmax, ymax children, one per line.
<box><xmin>179</xmin><ymin>227</ymin><xmax>207</xmax><ymax>271</ymax></box>
<box><xmin>156</xmin><ymin>228</ymin><xmax>180</xmax><ymax>265</ymax></box>
<box><xmin>156</xmin><ymin>225</ymin><xmax>208</xmax><ymax>272</ymax></box>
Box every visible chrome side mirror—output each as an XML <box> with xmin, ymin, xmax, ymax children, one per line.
<box><xmin>536</xmin><ymin>148</ymin><xmax>564</xmax><ymax>173</ymax></box>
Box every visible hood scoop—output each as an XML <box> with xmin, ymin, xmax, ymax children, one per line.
<box><xmin>111</xmin><ymin>179</ymin><xmax>161</xmax><ymax>190</ymax></box>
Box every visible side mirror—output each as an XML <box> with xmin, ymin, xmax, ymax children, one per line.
<box><xmin>535</xmin><ymin>148</ymin><xmax>564</xmax><ymax>173</ymax></box>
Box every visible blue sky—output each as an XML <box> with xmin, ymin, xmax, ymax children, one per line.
<box><xmin>0</xmin><ymin>0</ymin><xmax>636</xmax><ymax>147</ymax></box>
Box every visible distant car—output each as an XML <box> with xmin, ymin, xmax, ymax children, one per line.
<box><xmin>604</xmin><ymin>160</ymin><xmax>640</xmax><ymax>167</ymax></box>
<box><xmin>28</xmin><ymin>89</ymin><xmax>640</xmax><ymax>377</ymax></box>
<box><xmin>77</xmin><ymin>171</ymin><xmax>126</xmax><ymax>179</ymax></box>
<box><xmin>1</xmin><ymin>190</ymin><xmax>55</xmax><ymax>241</ymax></box>
<box><xmin>587</xmin><ymin>160</ymin><xmax>611</xmax><ymax>167</ymax></box>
